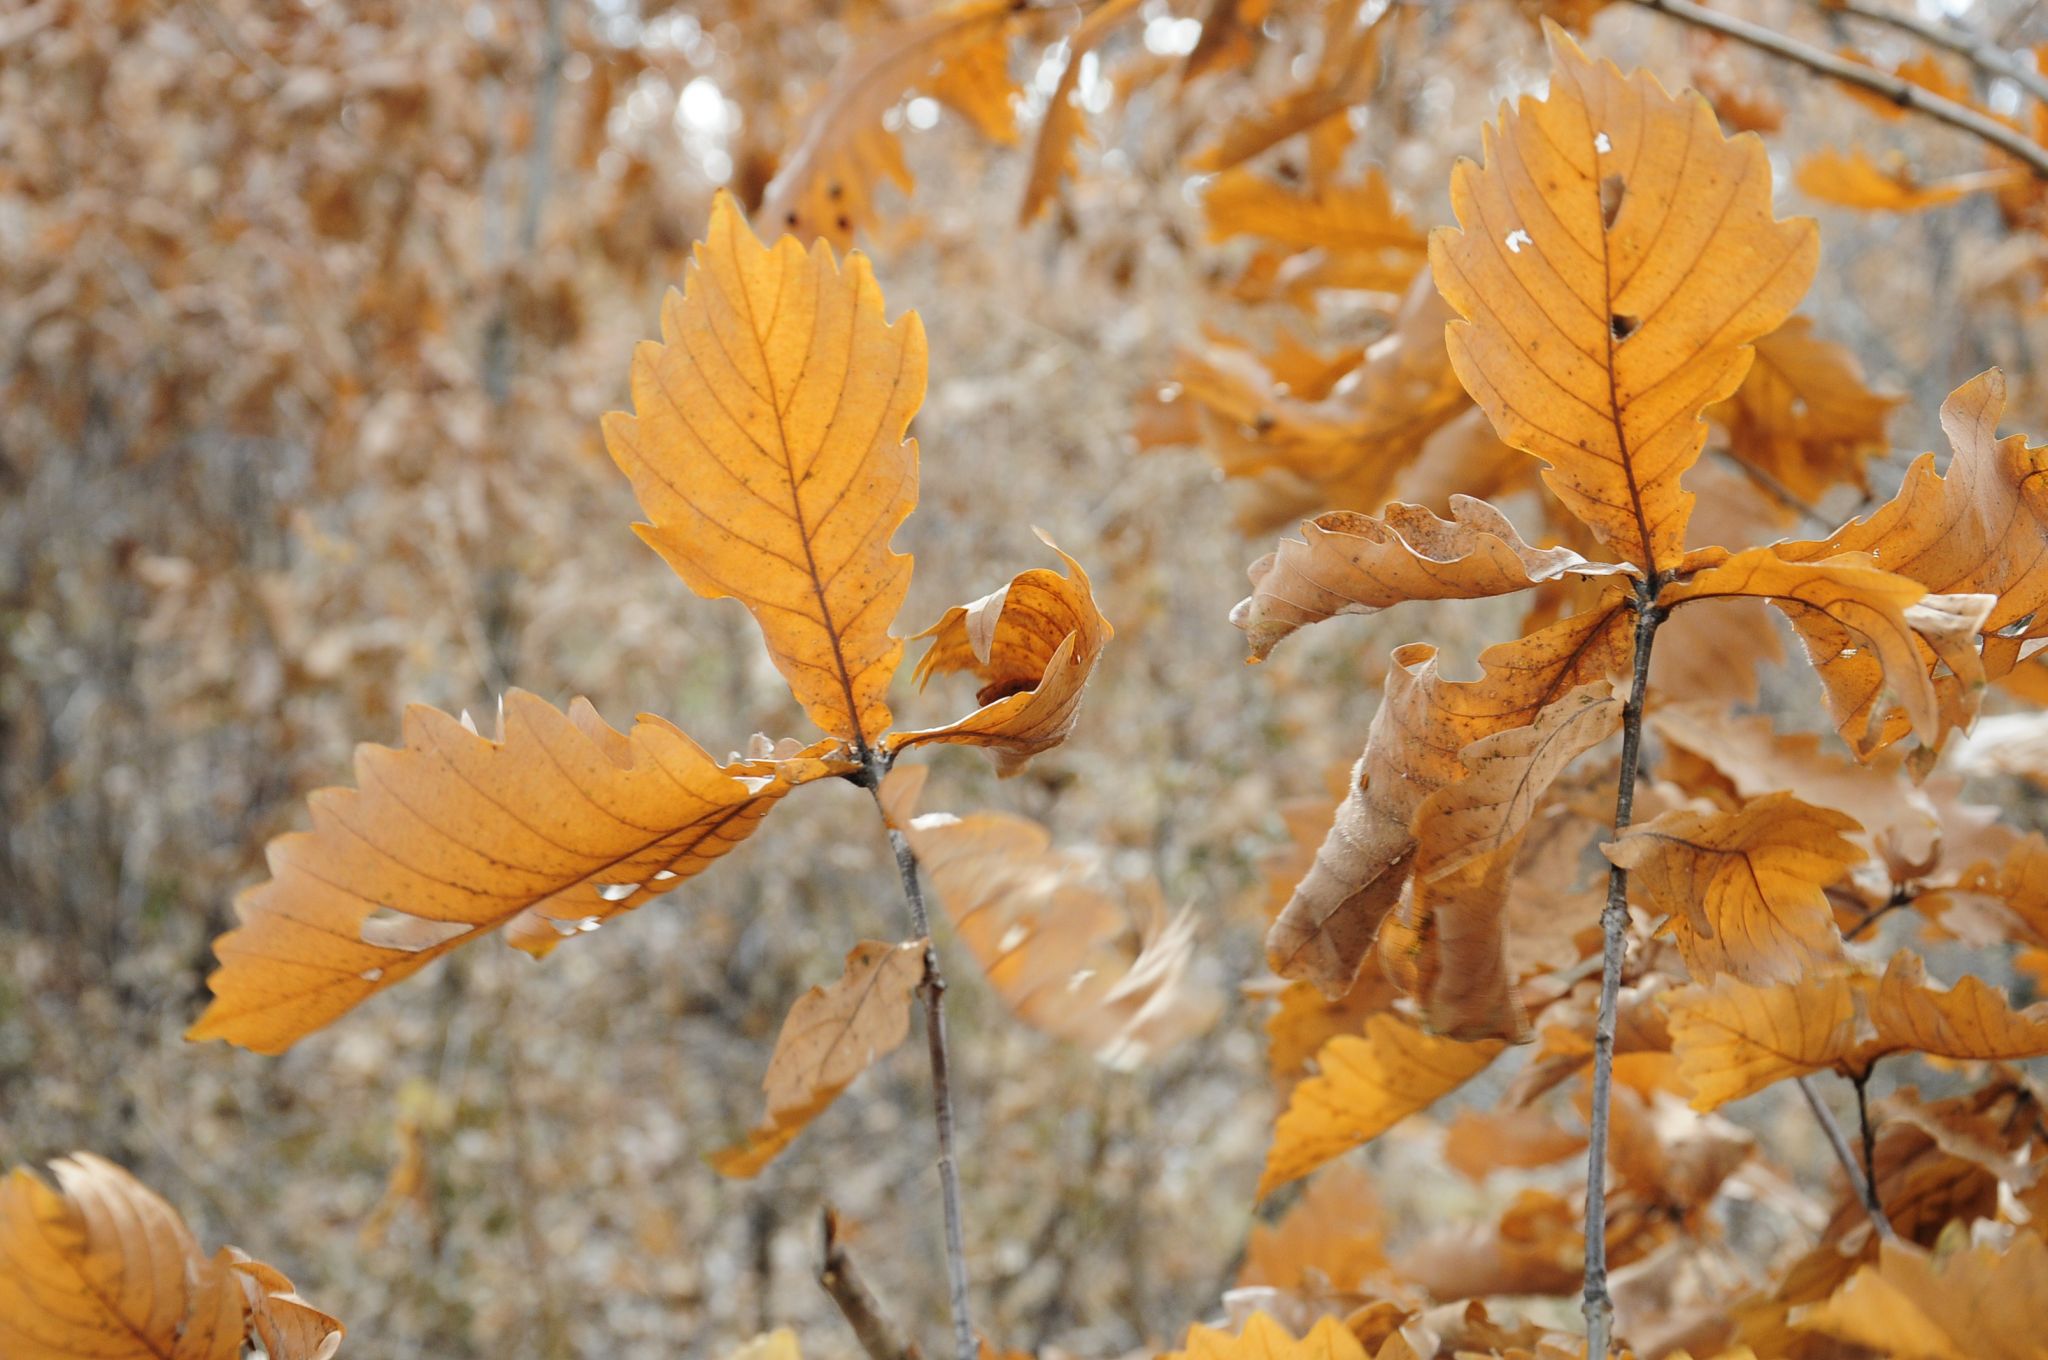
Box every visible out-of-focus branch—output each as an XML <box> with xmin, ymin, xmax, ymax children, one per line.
<box><xmin>1825</xmin><ymin>0</ymin><xmax>2048</xmax><ymax>110</ymax></box>
<box><xmin>1624</xmin><ymin>0</ymin><xmax>2048</xmax><ymax>181</ymax></box>
<box><xmin>1797</xmin><ymin>1075</ymin><xmax>1896</xmax><ymax>1240</ymax></box>
<box><xmin>819</xmin><ymin>1208</ymin><xmax>923</xmax><ymax>1360</ymax></box>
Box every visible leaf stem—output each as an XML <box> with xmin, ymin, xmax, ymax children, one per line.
<box><xmin>864</xmin><ymin>754</ymin><xmax>977</xmax><ymax>1360</ymax></box>
<box><xmin>820</xmin><ymin>1206</ymin><xmax>924</xmax><ymax>1360</ymax></box>
<box><xmin>1853</xmin><ymin>1069</ymin><xmax>1885</xmax><ymax>1223</ymax></box>
<box><xmin>1797</xmin><ymin>1074</ymin><xmax>1896</xmax><ymax>1239</ymax></box>
<box><xmin>1583</xmin><ymin>581</ymin><xmax>1664</xmax><ymax>1359</ymax></box>
<box><xmin>1624</xmin><ymin>0</ymin><xmax>2048</xmax><ymax>182</ymax></box>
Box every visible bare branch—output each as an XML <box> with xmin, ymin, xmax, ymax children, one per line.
<box><xmin>1625</xmin><ymin>0</ymin><xmax>2048</xmax><ymax>182</ymax></box>
<box><xmin>1826</xmin><ymin>0</ymin><xmax>2048</xmax><ymax>111</ymax></box>
<box><xmin>820</xmin><ymin>1208</ymin><xmax>924</xmax><ymax>1360</ymax></box>
<box><xmin>1797</xmin><ymin>1075</ymin><xmax>1897</xmax><ymax>1239</ymax></box>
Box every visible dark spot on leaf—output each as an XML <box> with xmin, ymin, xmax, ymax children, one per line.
<box><xmin>1611</xmin><ymin>313</ymin><xmax>1639</xmax><ymax>342</ymax></box>
<box><xmin>1600</xmin><ymin>173</ymin><xmax>1626</xmax><ymax>230</ymax></box>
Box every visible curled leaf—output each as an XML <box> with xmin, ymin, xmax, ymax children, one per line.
<box><xmin>190</xmin><ymin>692</ymin><xmax>819</xmax><ymax>1053</ymax></box>
<box><xmin>1232</xmin><ymin>497</ymin><xmax>1622</xmax><ymax>661</ymax></box>
<box><xmin>887</xmin><ymin>535</ymin><xmax>1111</xmax><ymax>775</ymax></box>
<box><xmin>605</xmin><ymin>193</ymin><xmax>922</xmax><ymax>748</ymax></box>
<box><xmin>712</xmin><ymin>939</ymin><xmax>928</xmax><ymax>1178</ymax></box>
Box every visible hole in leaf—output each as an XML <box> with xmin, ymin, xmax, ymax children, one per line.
<box><xmin>652</xmin><ymin>868</ymin><xmax>680</xmax><ymax>881</ymax></box>
<box><xmin>1610</xmin><ymin>313</ymin><xmax>1640</xmax><ymax>342</ymax></box>
<box><xmin>359</xmin><ymin>908</ymin><xmax>470</xmax><ymax>952</ymax></box>
<box><xmin>360</xmin><ymin>967</ymin><xmax>384</xmax><ymax>983</ymax></box>
<box><xmin>1504</xmin><ymin>228</ymin><xmax>1533</xmax><ymax>254</ymax></box>
<box><xmin>1600</xmin><ymin>173</ymin><xmax>1626</xmax><ymax>229</ymax></box>
<box><xmin>596</xmin><ymin>882</ymin><xmax>640</xmax><ymax>902</ymax></box>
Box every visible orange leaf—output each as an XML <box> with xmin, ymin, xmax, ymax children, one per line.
<box><xmin>1796</xmin><ymin>146</ymin><xmax>2015</xmax><ymax>213</ymax></box>
<box><xmin>886</xmin><ymin>534</ymin><xmax>1111</xmax><ymax>774</ymax></box>
<box><xmin>1232</xmin><ymin>497</ymin><xmax>1622</xmax><ymax>661</ymax></box>
<box><xmin>605</xmin><ymin>193</ymin><xmax>922</xmax><ymax>749</ymax></box>
<box><xmin>712</xmin><ymin>939</ymin><xmax>927</xmax><ymax>1178</ymax></box>
<box><xmin>1659</xmin><ymin>546</ymin><xmax>1992</xmax><ymax>755</ymax></box>
<box><xmin>190</xmin><ymin>693</ymin><xmax>821</xmax><ymax>1053</ymax></box>
<box><xmin>1710</xmin><ymin>316</ymin><xmax>1898</xmax><ymax>502</ymax></box>
<box><xmin>1019</xmin><ymin>0</ymin><xmax>1144</xmax><ymax>224</ymax></box>
<box><xmin>1604</xmin><ymin>793</ymin><xmax>1863</xmax><ymax>984</ymax></box>
<box><xmin>1793</xmin><ymin>1234</ymin><xmax>2048</xmax><ymax>1360</ymax></box>
<box><xmin>1238</xmin><ymin>1165</ymin><xmax>1388</xmax><ymax>1294</ymax></box>
<box><xmin>0</xmin><ymin>1154</ymin><xmax>342</xmax><ymax>1360</ymax></box>
<box><xmin>1165</xmin><ymin>1313</ymin><xmax>1371</xmax><ymax>1360</ymax></box>
<box><xmin>1429</xmin><ymin>25</ymin><xmax>1817</xmax><ymax>573</ymax></box>
<box><xmin>1202</xmin><ymin>166</ymin><xmax>1427</xmax><ymax>295</ymax></box>
<box><xmin>1665</xmin><ymin>972</ymin><xmax>1860</xmax><ymax>1110</ymax></box>
<box><xmin>1259</xmin><ymin>1014</ymin><xmax>1503</xmax><ymax>1195</ymax></box>
<box><xmin>1862</xmin><ymin>951</ymin><xmax>2048</xmax><ymax>1067</ymax></box>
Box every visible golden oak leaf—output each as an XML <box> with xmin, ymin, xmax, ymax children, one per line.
<box><xmin>1019</xmin><ymin>0</ymin><xmax>1144</xmax><ymax>224</ymax></box>
<box><xmin>1604</xmin><ymin>793</ymin><xmax>1863</xmax><ymax>985</ymax></box>
<box><xmin>1267</xmin><ymin>973</ymin><xmax>1400</xmax><ymax>1089</ymax></box>
<box><xmin>1710</xmin><ymin>317</ymin><xmax>1898</xmax><ymax>502</ymax></box>
<box><xmin>886</xmin><ymin>535</ymin><xmax>1111</xmax><ymax>774</ymax></box>
<box><xmin>0</xmin><ymin>1154</ymin><xmax>341</xmax><ymax>1360</ymax></box>
<box><xmin>1232</xmin><ymin>497</ymin><xmax>1621</xmax><ymax>661</ymax></box>
<box><xmin>1793</xmin><ymin>1234</ymin><xmax>2048</xmax><ymax>1360</ymax></box>
<box><xmin>1664</xmin><ymin>972</ymin><xmax>1860</xmax><ymax>1110</ymax></box>
<box><xmin>1165</xmin><ymin>1313</ymin><xmax>1370</xmax><ymax>1360</ymax></box>
<box><xmin>712</xmin><ymin>939</ymin><xmax>927</xmax><ymax>1178</ymax></box>
<box><xmin>227</xmin><ymin>1250</ymin><xmax>346</xmax><ymax>1360</ymax></box>
<box><xmin>896</xmin><ymin>769</ymin><xmax>1218</xmax><ymax>1067</ymax></box>
<box><xmin>1260</xmin><ymin>1014</ymin><xmax>1504</xmax><ymax>1195</ymax></box>
<box><xmin>1861</xmin><ymin>951</ymin><xmax>2048</xmax><ymax>1067</ymax></box>
<box><xmin>1397</xmin><ymin>683</ymin><xmax>1623</xmax><ymax>1039</ymax></box>
<box><xmin>1238</xmin><ymin>1164</ymin><xmax>1389</xmax><ymax>1294</ymax></box>
<box><xmin>189</xmin><ymin>692</ymin><xmax>816</xmax><ymax>1053</ymax></box>
<box><xmin>1795</xmin><ymin>147</ymin><xmax>2015</xmax><ymax>213</ymax></box>
<box><xmin>1203</xmin><ymin>166</ymin><xmax>1427</xmax><ymax>296</ymax></box>
<box><xmin>604</xmin><ymin>194</ymin><xmax>922</xmax><ymax>749</ymax></box>
<box><xmin>1787</xmin><ymin>370</ymin><xmax>2048</xmax><ymax>680</ymax></box>
<box><xmin>760</xmin><ymin>0</ymin><xmax>1020</xmax><ymax>248</ymax></box>
<box><xmin>1429</xmin><ymin>27</ymin><xmax>1817</xmax><ymax>573</ymax></box>
<box><xmin>1658</xmin><ymin>546</ymin><xmax>1992</xmax><ymax>754</ymax></box>
<box><xmin>1266</xmin><ymin>600</ymin><xmax>1633</xmax><ymax>996</ymax></box>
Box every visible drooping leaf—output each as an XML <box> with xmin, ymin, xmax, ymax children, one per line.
<box><xmin>1190</xmin><ymin>4</ymin><xmax>1382</xmax><ymax>175</ymax></box>
<box><xmin>1203</xmin><ymin>166</ymin><xmax>1427</xmax><ymax>296</ymax></box>
<box><xmin>1429</xmin><ymin>26</ymin><xmax>1817</xmax><ymax>573</ymax></box>
<box><xmin>1266</xmin><ymin>599</ymin><xmax>1633</xmax><ymax>995</ymax></box>
<box><xmin>1260</xmin><ymin>1014</ymin><xmax>1504</xmax><ymax>1195</ymax></box>
<box><xmin>1659</xmin><ymin>546</ymin><xmax>1993</xmax><ymax>755</ymax></box>
<box><xmin>760</xmin><ymin>1</ymin><xmax>1021</xmax><ymax>249</ymax></box>
<box><xmin>190</xmin><ymin>692</ymin><xmax>821</xmax><ymax>1053</ymax></box>
<box><xmin>1165</xmin><ymin>1313</ymin><xmax>1371</xmax><ymax>1360</ymax></box>
<box><xmin>886</xmin><ymin>535</ymin><xmax>1112</xmax><ymax>774</ymax></box>
<box><xmin>1604</xmin><ymin>793</ymin><xmax>1863</xmax><ymax>984</ymax></box>
<box><xmin>0</xmin><ymin>1154</ymin><xmax>342</xmax><ymax>1360</ymax></box>
<box><xmin>1232</xmin><ymin>497</ymin><xmax>1620</xmax><ymax>661</ymax></box>
<box><xmin>1396</xmin><ymin>682</ymin><xmax>1623</xmax><ymax>1039</ymax></box>
<box><xmin>604</xmin><ymin>193</ymin><xmax>922</xmax><ymax>749</ymax></box>
<box><xmin>1786</xmin><ymin>370</ymin><xmax>2048</xmax><ymax>682</ymax></box>
<box><xmin>894</xmin><ymin>768</ymin><xmax>1218</xmax><ymax>1067</ymax></box>
<box><xmin>712</xmin><ymin>939</ymin><xmax>928</xmax><ymax>1178</ymax></box>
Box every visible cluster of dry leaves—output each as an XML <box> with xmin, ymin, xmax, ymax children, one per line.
<box><xmin>12</xmin><ymin>0</ymin><xmax>2048</xmax><ymax>1358</ymax></box>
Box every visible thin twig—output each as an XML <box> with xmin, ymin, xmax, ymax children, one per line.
<box><xmin>1843</xmin><ymin>885</ymin><xmax>1914</xmax><ymax>942</ymax></box>
<box><xmin>1624</xmin><ymin>0</ymin><xmax>2048</xmax><ymax>181</ymax></box>
<box><xmin>1797</xmin><ymin>1075</ymin><xmax>1896</xmax><ymax>1239</ymax></box>
<box><xmin>1826</xmin><ymin>0</ymin><xmax>2048</xmax><ymax>110</ymax></box>
<box><xmin>1852</xmin><ymin>1070</ymin><xmax>1882</xmax><ymax>1219</ymax></box>
<box><xmin>820</xmin><ymin>1207</ymin><xmax>924</xmax><ymax>1360</ymax></box>
<box><xmin>864</xmin><ymin>755</ymin><xmax>977</xmax><ymax>1360</ymax></box>
<box><xmin>1714</xmin><ymin>448</ymin><xmax>1835</xmax><ymax>532</ymax></box>
<box><xmin>1583</xmin><ymin>583</ymin><xmax>1664</xmax><ymax>1360</ymax></box>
